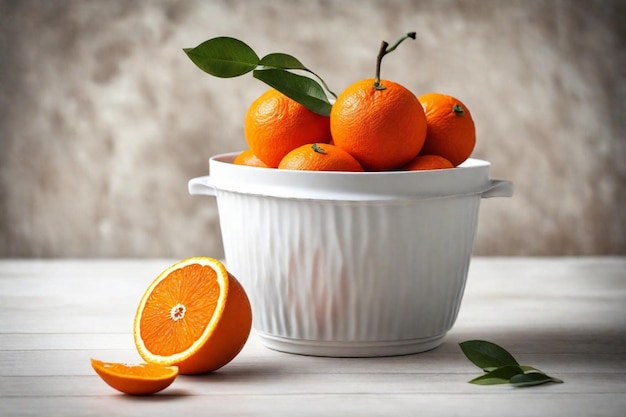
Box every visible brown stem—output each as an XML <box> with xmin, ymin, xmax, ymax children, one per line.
<box><xmin>373</xmin><ymin>32</ymin><xmax>416</xmax><ymax>91</ymax></box>
<box><xmin>374</xmin><ymin>41</ymin><xmax>389</xmax><ymax>90</ymax></box>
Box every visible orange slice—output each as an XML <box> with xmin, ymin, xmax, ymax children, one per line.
<box><xmin>90</xmin><ymin>359</ymin><xmax>178</xmax><ymax>395</ymax></box>
<box><xmin>133</xmin><ymin>257</ymin><xmax>252</xmax><ymax>374</ymax></box>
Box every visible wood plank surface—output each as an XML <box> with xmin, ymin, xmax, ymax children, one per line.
<box><xmin>1</xmin><ymin>258</ymin><xmax>625</xmax><ymax>417</ymax></box>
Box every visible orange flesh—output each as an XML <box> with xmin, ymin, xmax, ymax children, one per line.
<box><xmin>139</xmin><ymin>264</ymin><xmax>220</xmax><ymax>356</ymax></box>
<box><xmin>95</xmin><ymin>361</ymin><xmax>177</xmax><ymax>378</ymax></box>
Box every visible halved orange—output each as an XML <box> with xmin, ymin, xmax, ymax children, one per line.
<box><xmin>90</xmin><ymin>359</ymin><xmax>178</xmax><ymax>395</ymax></box>
<box><xmin>133</xmin><ymin>257</ymin><xmax>252</xmax><ymax>374</ymax></box>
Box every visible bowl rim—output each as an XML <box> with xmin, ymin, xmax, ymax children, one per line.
<box><xmin>210</xmin><ymin>152</ymin><xmax>491</xmax><ymax>175</ymax></box>
<box><xmin>200</xmin><ymin>151</ymin><xmax>495</xmax><ymax>201</ymax></box>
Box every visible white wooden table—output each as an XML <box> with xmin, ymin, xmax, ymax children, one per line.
<box><xmin>1</xmin><ymin>258</ymin><xmax>625</xmax><ymax>417</ymax></box>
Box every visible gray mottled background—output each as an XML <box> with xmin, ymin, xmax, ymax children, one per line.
<box><xmin>1</xmin><ymin>0</ymin><xmax>624</xmax><ymax>258</ymax></box>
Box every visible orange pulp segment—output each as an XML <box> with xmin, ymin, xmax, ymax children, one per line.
<box><xmin>90</xmin><ymin>359</ymin><xmax>178</xmax><ymax>395</ymax></box>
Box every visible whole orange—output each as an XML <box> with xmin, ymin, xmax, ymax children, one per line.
<box><xmin>418</xmin><ymin>93</ymin><xmax>476</xmax><ymax>166</ymax></box>
<box><xmin>233</xmin><ymin>149</ymin><xmax>269</xmax><ymax>168</ymax></box>
<box><xmin>402</xmin><ymin>154</ymin><xmax>454</xmax><ymax>171</ymax></box>
<box><xmin>244</xmin><ymin>89</ymin><xmax>332</xmax><ymax>168</ymax></box>
<box><xmin>278</xmin><ymin>143</ymin><xmax>364</xmax><ymax>172</ymax></box>
<box><xmin>330</xmin><ymin>78</ymin><xmax>427</xmax><ymax>171</ymax></box>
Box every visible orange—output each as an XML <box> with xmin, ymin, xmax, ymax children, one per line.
<box><xmin>233</xmin><ymin>149</ymin><xmax>269</xmax><ymax>168</ymax></box>
<box><xmin>330</xmin><ymin>78</ymin><xmax>427</xmax><ymax>171</ymax></box>
<box><xmin>133</xmin><ymin>257</ymin><xmax>252</xmax><ymax>374</ymax></box>
<box><xmin>402</xmin><ymin>154</ymin><xmax>454</xmax><ymax>171</ymax></box>
<box><xmin>418</xmin><ymin>93</ymin><xmax>476</xmax><ymax>166</ymax></box>
<box><xmin>244</xmin><ymin>88</ymin><xmax>332</xmax><ymax>167</ymax></box>
<box><xmin>90</xmin><ymin>359</ymin><xmax>178</xmax><ymax>395</ymax></box>
<box><xmin>278</xmin><ymin>143</ymin><xmax>364</xmax><ymax>172</ymax></box>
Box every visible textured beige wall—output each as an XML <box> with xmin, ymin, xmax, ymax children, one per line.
<box><xmin>1</xmin><ymin>0</ymin><xmax>624</xmax><ymax>258</ymax></box>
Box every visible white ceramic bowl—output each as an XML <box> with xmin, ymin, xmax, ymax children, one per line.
<box><xmin>189</xmin><ymin>152</ymin><xmax>513</xmax><ymax>357</ymax></box>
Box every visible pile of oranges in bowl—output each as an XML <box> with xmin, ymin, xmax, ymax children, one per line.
<box><xmin>230</xmin><ymin>32</ymin><xmax>476</xmax><ymax>173</ymax></box>
<box><xmin>238</xmin><ymin>86</ymin><xmax>475</xmax><ymax>173</ymax></box>
<box><xmin>183</xmin><ymin>31</ymin><xmax>476</xmax><ymax>173</ymax></box>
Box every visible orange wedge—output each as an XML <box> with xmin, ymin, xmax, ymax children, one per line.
<box><xmin>90</xmin><ymin>359</ymin><xmax>178</xmax><ymax>395</ymax></box>
<box><xmin>133</xmin><ymin>257</ymin><xmax>252</xmax><ymax>374</ymax></box>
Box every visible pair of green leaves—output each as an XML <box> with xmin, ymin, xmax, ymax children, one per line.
<box><xmin>459</xmin><ymin>340</ymin><xmax>563</xmax><ymax>387</ymax></box>
<box><xmin>183</xmin><ymin>37</ymin><xmax>334</xmax><ymax>116</ymax></box>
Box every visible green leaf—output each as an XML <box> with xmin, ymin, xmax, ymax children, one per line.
<box><xmin>460</xmin><ymin>339</ymin><xmax>564</xmax><ymax>388</ymax></box>
<box><xmin>459</xmin><ymin>340</ymin><xmax>519</xmax><ymax>371</ymax></box>
<box><xmin>184</xmin><ymin>37</ymin><xmax>259</xmax><ymax>78</ymax></box>
<box><xmin>510</xmin><ymin>372</ymin><xmax>564</xmax><ymax>387</ymax></box>
<box><xmin>259</xmin><ymin>53</ymin><xmax>307</xmax><ymax>70</ymax></box>
<box><xmin>520</xmin><ymin>365</ymin><xmax>540</xmax><ymax>372</ymax></box>
<box><xmin>253</xmin><ymin>68</ymin><xmax>332</xmax><ymax>116</ymax></box>
<box><xmin>259</xmin><ymin>53</ymin><xmax>338</xmax><ymax>99</ymax></box>
<box><xmin>482</xmin><ymin>365</ymin><xmax>539</xmax><ymax>372</ymax></box>
<box><xmin>469</xmin><ymin>365</ymin><xmax>524</xmax><ymax>385</ymax></box>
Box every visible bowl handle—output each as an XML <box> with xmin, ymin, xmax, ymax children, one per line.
<box><xmin>188</xmin><ymin>176</ymin><xmax>216</xmax><ymax>197</ymax></box>
<box><xmin>481</xmin><ymin>179</ymin><xmax>514</xmax><ymax>199</ymax></box>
